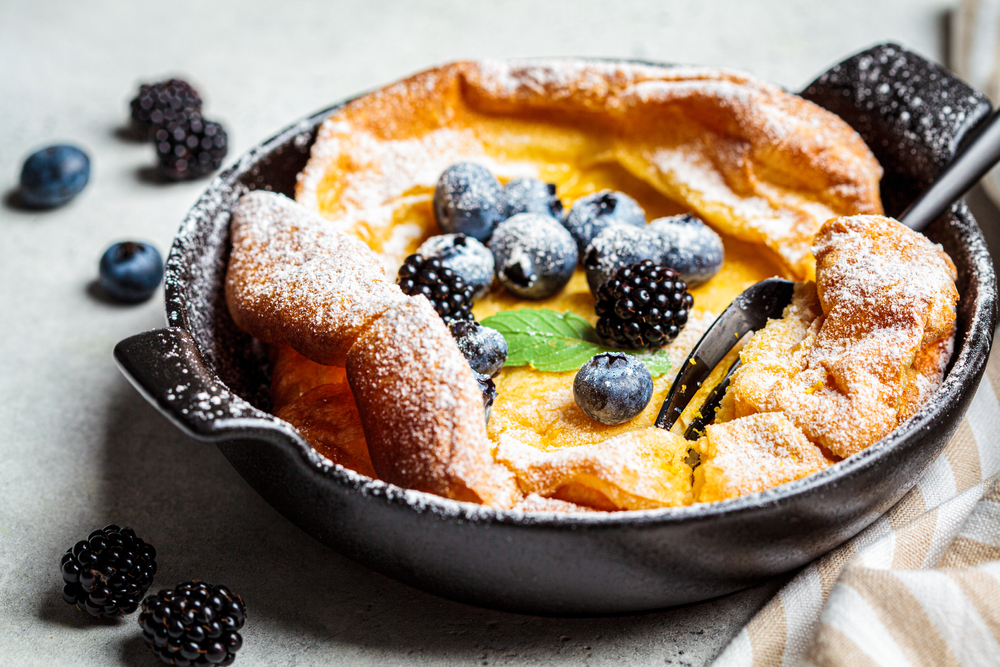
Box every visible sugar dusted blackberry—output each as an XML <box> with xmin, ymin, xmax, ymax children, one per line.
<box><xmin>130</xmin><ymin>79</ymin><xmax>203</xmax><ymax>141</ymax></box>
<box><xmin>397</xmin><ymin>254</ymin><xmax>475</xmax><ymax>323</ymax></box>
<box><xmin>154</xmin><ymin>113</ymin><xmax>228</xmax><ymax>181</ymax></box>
<box><xmin>594</xmin><ymin>259</ymin><xmax>693</xmax><ymax>350</ymax></box>
<box><xmin>139</xmin><ymin>581</ymin><xmax>245</xmax><ymax>666</ymax></box>
<box><xmin>60</xmin><ymin>525</ymin><xmax>157</xmax><ymax>618</ymax></box>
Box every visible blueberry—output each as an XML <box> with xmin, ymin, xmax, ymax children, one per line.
<box><xmin>647</xmin><ymin>215</ymin><xmax>724</xmax><ymax>286</ymax></box>
<box><xmin>449</xmin><ymin>320</ymin><xmax>508</xmax><ymax>377</ymax></box>
<box><xmin>433</xmin><ymin>163</ymin><xmax>506</xmax><ymax>242</ymax></box>
<box><xmin>19</xmin><ymin>145</ymin><xmax>90</xmax><ymax>208</ymax></box>
<box><xmin>583</xmin><ymin>224</ymin><xmax>665</xmax><ymax>295</ymax></box>
<box><xmin>563</xmin><ymin>190</ymin><xmax>646</xmax><ymax>255</ymax></box>
<box><xmin>416</xmin><ymin>233</ymin><xmax>495</xmax><ymax>299</ymax></box>
<box><xmin>99</xmin><ymin>242</ymin><xmax>164</xmax><ymax>303</ymax></box>
<box><xmin>475</xmin><ymin>372</ymin><xmax>497</xmax><ymax>423</ymax></box>
<box><xmin>573</xmin><ymin>352</ymin><xmax>653</xmax><ymax>425</ymax></box>
<box><xmin>504</xmin><ymin>177</ymin><xmax>563</xmax><ymax>220</ymax></box>
<box><xmin>489</xmin><ymin>213</ymin><xmax>577</xmax><ymax>299</ymax></box>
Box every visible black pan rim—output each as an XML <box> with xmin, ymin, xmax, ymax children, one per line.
<box><xmin>162</xmin><ymin>55</ymin><xmax>997</xmax><ymax>529</ymax></box>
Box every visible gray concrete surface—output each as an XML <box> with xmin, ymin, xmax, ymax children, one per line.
<box><xmin>0</xmin><ymin>1</ymin><xmax>971</xmax><ymax>665</ymax></box>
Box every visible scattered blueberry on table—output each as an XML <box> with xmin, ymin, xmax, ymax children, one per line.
<box><xmin>98</xmin><ymin>242</ymin><xmax>165</xmax><ymax>303</ymax></box>
<box><xmin>60</xmin><ymin>525</ymin><xmax>157</xmax><ymax>618</ymax></box>
<box><xmin>573</xmin><ymin>352</ymin><xmax>653</xmax><ymax>424</ymax></box>
<box><xmin>19</xmin><ymin>144</ymin><xmax>90</xmax><ymax>208</ymax></box>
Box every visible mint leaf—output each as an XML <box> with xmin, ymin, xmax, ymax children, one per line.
<box><xmin>481</xmin><ymin>309</ymin><xmax>672</xmax><ymax>376</ymax></box>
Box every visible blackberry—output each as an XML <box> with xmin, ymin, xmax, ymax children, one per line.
<box><xmin>154</xmin><ymin>113</ymin><xmax>228</xmax><ymax>181</ymax></box>
<box><xmin>60</xmin><ymin>525</ymin><xmax>157</xmax><ymax>618</ymax></box>
<box><xmin>130</xmin><ymin>79</ymin><xmax>203</xmax><ymax>141</ymax></box>
<box><xmin>397</xmin><ymin>254</ymin><xmax>475</xmax><ymax>323</ymax></box>
<box><xmin>139</xmin><ymin>581</ymin><xmax>245</xmax><ymax>666</ymax></box>
<box><xmin>594</xmin><ymin>259</ymin><xmax>693</xmax><ymax>350</ymax></box>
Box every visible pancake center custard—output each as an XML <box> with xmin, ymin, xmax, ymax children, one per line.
<box><xmin>225</xmin><ymin>60</ymin><xmax>957</xmax><ymax>512</ymax></box>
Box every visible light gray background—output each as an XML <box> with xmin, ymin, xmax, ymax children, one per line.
<box><xmin>2</xmin><ymin>1</ymin><xmax>994</xmax><ymax>665</ymax></box>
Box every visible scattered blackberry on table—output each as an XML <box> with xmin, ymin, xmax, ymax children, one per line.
<box><xmin>583</xmin><ymin>224</ymin><xmax>665</xmax><ymax>295</ymax></box>
<box><xmin>433</xmin><ymin>163</ymin><xmax>507</xmax><ymax>242</ymax></box>
<box><xmin>573</xmin><ymin>352</ymin><xmax>653</xmax><ymax>425</ymax></box>
<box><xmin>397</xmin><ymin>254</ymin><xmax>475</xmax><ymax>323</ymax></box>
<box><xmin>19</xmin><ymin>144</ymin><xmax>90</xmax><ymax>208</ymax></box>
<box><xmin>154</xmin><ymin>113</ymin><xmax>228</xmax><ymax>181</ymax></box>
<box><xmin>416</xmin><ymin>233</ymin><xmax>495</xmax><ymax>299</ymax></box>
<box><xmin>130</xmin><ymin>79</ymin><xmax>203</xmax><ymax>141</ymax></box>
<box><xmin>99</xmin><ymin>241</ymin><xmax>164</xmax><ymax>303</ymax></box>
<box><xmin>594</xmin><ymin>259</ymin><xmax>693</xmax><ymax>350</ymax></box>
<box><xmin>648</xmin><ymin>214</ymin><xmax>724</xmax><ymax>287</ymax></box>
<box><xmin>489</xmin><ymin>213</ymin><xmax>577</xmax><ymax>299</ymax></box>
<box><xmin>563</xmin><ymin>190</ymin><xmax>646</xmax><ymax>255</ymax></box>
<box><xmin>504</xmin><ymin>177</ymin><xmax>563</xmax><ymax>220</ymax></box>
<box><xmin>60</xmin><ymin>525</ymin><xmax>157</xmax><ymax>618</ymax></box>
<box><xmin>449</xmin><ymin>320</ymin><xmax>508</xmax><ymax>377</ymax></box>
<box><xmin>476</xmin><ymin>372</ymin><xmax>497</xmax><ymax>422</ymax></box>
<box><xmin>139</xmin><ymin>581</ymin><xmax>245</xmax><ymax>666</ymax></box>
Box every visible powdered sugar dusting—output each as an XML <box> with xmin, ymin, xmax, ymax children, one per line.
<box><xmin>226</xmin><ymin>191</ymin><xmax>407</xmax><ymax>366</ymax></box>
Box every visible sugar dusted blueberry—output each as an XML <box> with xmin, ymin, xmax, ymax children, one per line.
<box><xmin>563</xmin><ymin>190</ymin><xmax>646</xmax><ymax>254</ymax></box>
<box><xmin>433</xmin><ymin>163</ymin><xmax>506</xmax><ymax>242</ymax></box>
<box><xmin>416</xmin><ymin>233</ymin><xmax>495</xmax><ymax>299</ymax></box>
<box><xmin>489</xmin><ymin>213</ymin><xmax>577</xmax><ymax>299</ymax></box>
<box><xmin>99</xmin><ymin>242</ymin><xmax>164</xmax><ymax>303</ymax></box>
<box><xmin>648</xmin><ymin>214</ymin><xmax>724</xmax><ymax>286</ymax></box>
<box><xmin>583</xmin><ymin>224</ymin><xmax>664</xmax><ymax>295</ymax></box>
<box><xmin>19</xmin><ymin>145</ymin><xmax>90</xmax><ymax>208</ymax></box>
<box><xmin>449</xmin><ymin>320</ymin><xmax>508</xmax><ymax>377</ymax></box>
<box><xmin>504</xmin><ymin>177</ymin><xmax>563</xmax><ymax>220</ymax></box>
<box><xmin>573</xmin><ymin>352</ymin><xmax>653</xmax><ymax>425</ymax></box>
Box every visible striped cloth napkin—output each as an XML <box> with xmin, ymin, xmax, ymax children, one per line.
<box><xmin>713</xmin><ymin>341</ymin><xmax>1000</xmax><ymax>666</ymax></box>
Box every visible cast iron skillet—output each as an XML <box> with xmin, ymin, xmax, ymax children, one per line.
<box><xmin>115</xmin><ymin>44</ymin><xmax>998</xmax><ymax>614</ymax></box>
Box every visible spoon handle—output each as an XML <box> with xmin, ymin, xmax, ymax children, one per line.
<box><xmin>900</xmin><ymin>107</ymin><xmax>1000</xmax><ymax>231</ymax></box>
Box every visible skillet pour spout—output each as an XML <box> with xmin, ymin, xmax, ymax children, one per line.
<box><xmin>114</xmin><ymin>44</ymin><xmax>997</xmax><ymax>614</ymax></box>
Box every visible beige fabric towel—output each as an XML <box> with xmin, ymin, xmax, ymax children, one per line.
<box><xmin>713</xmin><ymin>340</ymin><xmax>1000</xmax><ymax>666</ymax></box>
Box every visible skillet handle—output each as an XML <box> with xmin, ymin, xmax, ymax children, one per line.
<box><xmin>801</xmin><ymin>43</ymin><xmax>993</xmax><ymax>218</ymax></box>
<box><xmin>114</xmin><ymin>328</ymin><xmax>290</xmax><ymax>444</ymax></box>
